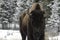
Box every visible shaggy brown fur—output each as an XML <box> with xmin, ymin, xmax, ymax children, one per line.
<box><xmin>19</xmin><ymin>3</ymin><xmax>45</xmax><ymax>40</ymax></box>
<box><xmin>20</xmin><ymin>9</ymin><xmax>29</xmax><ymax>40</ymax></box>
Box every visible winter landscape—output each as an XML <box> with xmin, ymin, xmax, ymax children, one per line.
<box><xmin>0</xmin><ymin>0</ymin><xmax>60</xmax><ymax>40</ymax></box>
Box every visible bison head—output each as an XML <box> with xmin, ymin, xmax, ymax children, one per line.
<box><xmin>28</xmin><ymin>3</ymin><xmax>45</xmax><ymax>27</ymax></box>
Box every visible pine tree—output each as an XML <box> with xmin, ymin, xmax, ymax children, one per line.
<box><xmin>0</xmin><ymin>0</ymin><xmax>17</xmax><ymax>29</ymax></box>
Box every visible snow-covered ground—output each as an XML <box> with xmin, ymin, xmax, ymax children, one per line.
<box><xmin>0</xmin><ymin>30</ymin><xmax>60</xmax><ymax>40</ymax></box>
<box><xmin>0</xmin><ymin>30</ymin><xmax>22</xmax><ymax>40</ymax></box>
<box><xmin>49</xmin><ymin>35</ymin><xmax>60</xmax><ymax>40</ymax></box>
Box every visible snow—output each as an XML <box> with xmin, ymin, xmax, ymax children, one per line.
<box><xmin>0</xmin><ymin>30</ymin><xmax>60</xmax><ymax>40</ymax></box>
<box><xmin>0</xmin><ymin>30</ymin><xmax>22</xmax><ymax>40</ymax></box>
<box><xmin>49</xmin><ymin>35</ymin><xmax>60</xmax><ymax>40</ymax></box>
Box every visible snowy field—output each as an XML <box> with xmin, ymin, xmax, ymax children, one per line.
<box><xmin>0</xmin><ymin>30</ymin><xmax>60</xmax><ymax>40</ymax></box>
<box><xmin>0</xmin><ymin>30</ymin><xmax>22</xmax><ymax>40</ymax></box>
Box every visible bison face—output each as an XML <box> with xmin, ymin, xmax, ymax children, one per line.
<box><xmin>29</xmin><ymin>10</ymin><xmax>44</xmax><ymax>27</ymax></box>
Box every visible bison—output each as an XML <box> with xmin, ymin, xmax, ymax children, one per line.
<box><xmin>19</xmin><ymin>3</ymin><xmax>45</xmax><ymax>40</ymax></box>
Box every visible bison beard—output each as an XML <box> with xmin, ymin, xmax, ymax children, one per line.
<box><xmin>20</xmin><ymin>3</ymin><xmax>45</xmax><ymax>40</ymax></box>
